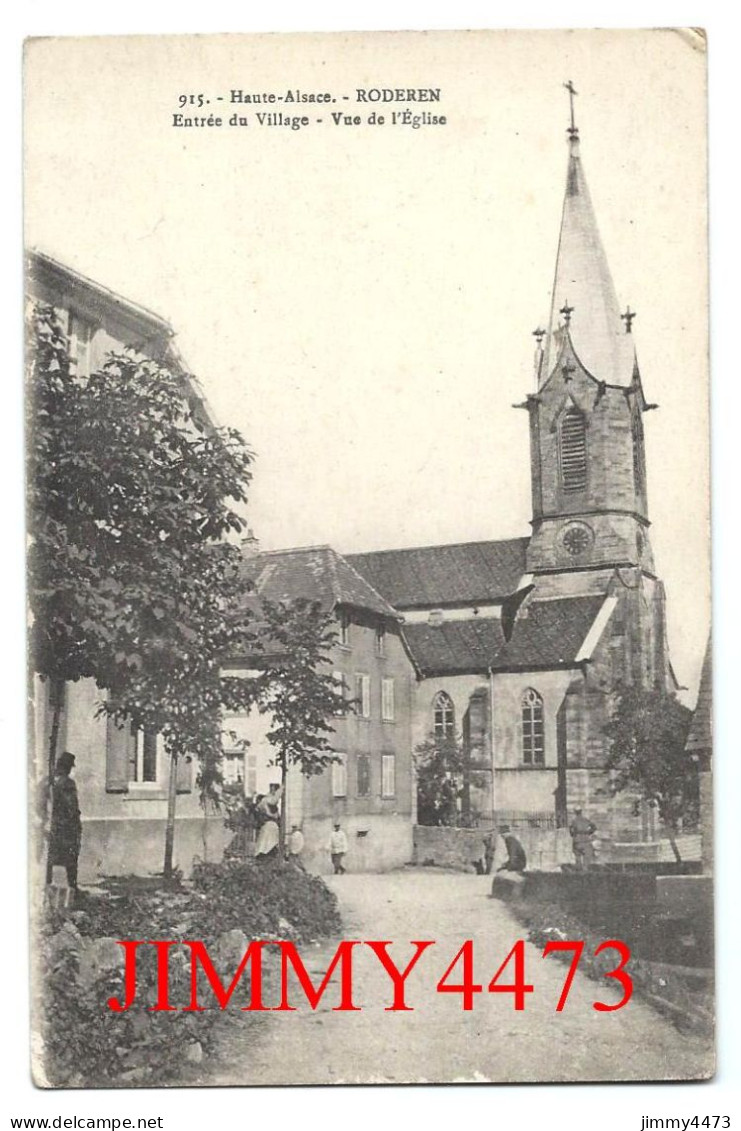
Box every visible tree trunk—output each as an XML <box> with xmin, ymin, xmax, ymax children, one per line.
<box><xmin>163</xmin><ymin>752</ymin><xmax>178</xmax><ymax>882</ymax></box>
<box><xmin>47</xmin><ymin>677</ymin><xmax>65</xmax><ymax>783</ymax></box>
<box><xmin>279</xmin><ymin>750</ymin><xmax>287</xmax><ymax>851</ymax></box>
<box><xmin>667</xmin><ymin>823</ymin><xmax>682</xmax><ymax>864</ymax></box>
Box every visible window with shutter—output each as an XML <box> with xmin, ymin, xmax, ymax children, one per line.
<box><xmin>175</xmin><ymin>752</ymin><xmax>193</xmax><ymax>793</ymax></box>
<box><xmin>381</xmin><ymin>678</ymin><xmax>395</xmax><ymax>721</ymax></box>
<box><xmin>381</xmin><ymin>754</ymin><xmax>396</xmax><ymax>798</ymax></box>
<box><xmin>333</xmin><ymin>671</ymin><xmax>346</xmax><ymax>716</ymax></box>
<box><xmin>356</xmin><ymin>753</ymin><xmax>371</xmax><ymax>797</ymax></box>
<box><xmin>355</xmin><ymin>674</ymin><xmax>371</xmax><ymax>718</ymax></box>
<box><xmin>559</xmin><ymin>408</ymin><xmax>587</xmax><ymax>492</ymax></box>
<box><xmin>331</xmin><ymin>753</ymin><xmax>347</xmax><ymax>797</ymax></box>
<box><xmin>105</xmin><ymin>715</ymin><xmax>136</xmax><ymax>793</ymax></box>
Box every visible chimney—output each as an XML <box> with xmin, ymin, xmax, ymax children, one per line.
<box><xmin>241</xmin><ymin>528</ymin><xmax>260</xmax><ymax>556</ymax></box>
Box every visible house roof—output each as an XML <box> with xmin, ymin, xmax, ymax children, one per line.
<box><xmin>346</xmin><ymin>537</ymin><xmax>530</xmax><ymax>610</ymax></box>
<box><xmin>243</xmin><ymin>545</ymin><xmax>399</xmax><ymax>620</ymax></box>
<box><xmin>686</xmin><ymin>633</ymin><xmax>712</xmax><ymax>754</ymax></box>
<box><xmin>401</xmin><ymin>595</ymin><xmax>605</xmax><ymax>675</ymax></box>
<box><xmin>26</xmin><ymin>249</ymin><xmax>218</xmax><ymax>433</ymax></box>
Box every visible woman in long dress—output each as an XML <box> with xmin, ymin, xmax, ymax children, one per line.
<box><xmin>253</xmin><ymin>783</ymin><xmax>283</xmax><ymax>862</ymax></box>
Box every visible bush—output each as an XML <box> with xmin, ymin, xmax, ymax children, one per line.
<box><xmin>190</xmin><ymin>858</ymin><xmax>343</xmax><ymax>942</ymax></box>
<box><xmin>37</xmin><ymin>861</ymin><xmax>342</xmax><ymax>1086</ymax></box>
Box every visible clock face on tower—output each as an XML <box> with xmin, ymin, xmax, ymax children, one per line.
<box><xmin>560</xmin><ymin>521</ymin><xmax>594</xmax><ymax>557</ymax></box>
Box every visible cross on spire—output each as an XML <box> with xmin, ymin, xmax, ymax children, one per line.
<box><xmin>564</xmin><ymin>80</ymin><xmax>579</xmax><ymax>140</ymax></box>
<box><xmin>621</xmin><ymin>306</ymin><xmax>636</xmax><ymax>334</ymax></box>
<box><xmin>560</xmin><ymin>300</ymin><xmax>574</xmax><ymax>326</ymax></box>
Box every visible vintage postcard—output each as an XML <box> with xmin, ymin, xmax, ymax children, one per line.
<box><xmin>24</xmin><ymin>29</ymin><xmax>713</xmax><ymax>1087</ymax></box>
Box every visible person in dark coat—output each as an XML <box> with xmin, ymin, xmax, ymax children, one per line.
<box><xmin>495</xmin><ymin>825</ymin><xmax>527</xmax><ymax>873</ymax></box>
<box><xmin>46</xmin><ymin>751</ymin><xmax>82</xmax><ymax>892</ymax></box>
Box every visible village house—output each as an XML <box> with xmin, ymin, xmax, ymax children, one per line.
<box><xmin>27</xmin><ymin>250</ymin><xmax>232</xmax><ymax>882</ymax></box>
<box><xmin>221</xmin><ymin>545</ymin><xmax>416</xmax><ymax>873</ymax></box>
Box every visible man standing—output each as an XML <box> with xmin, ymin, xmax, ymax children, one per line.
<box><xmin>329</xmin><ymin>821</ymin><xmax>348</xmax><ymax>874</ymax></box>
<box><xmin>569</xmin><ymin>807</ymin><xmax>597</xmax><ymax>870</ymax></box>
<box><xmin>46</xmin><ymin>751</ymin><xmax>82</xmax><ymax>899</ymax></box>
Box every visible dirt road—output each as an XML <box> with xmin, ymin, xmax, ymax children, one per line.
<box><xmin>197</xmin><ymin>869</ymin><xmax>713</xmax><ymax>1085</ymax></box>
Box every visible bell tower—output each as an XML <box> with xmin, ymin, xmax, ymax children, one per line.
<box><xmin>524</xmin><ymin>85</ymin><xmax>656</xmax><ymax>581</ymax></box>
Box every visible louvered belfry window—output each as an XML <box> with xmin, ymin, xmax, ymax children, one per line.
<box><xmin>560</xmin><ymin>407</ymin><xmax>587</xmax><ymax>492</ymax></box>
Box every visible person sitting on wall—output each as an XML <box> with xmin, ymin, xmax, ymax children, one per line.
<box><xmin>495</xmin><ymin>825</ymin><xmax>527</xmax><ymax>873</ymax></box>
<box><xmin>569</xmin><ymin>807</ymin><xmax>597</xmax><ymax>870</ymax></box>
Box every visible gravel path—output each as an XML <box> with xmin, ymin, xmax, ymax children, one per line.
<box><xmin>197</xmin><ymin>868</ymin><xmax>714</xmax><ymax>1085</ymax></box>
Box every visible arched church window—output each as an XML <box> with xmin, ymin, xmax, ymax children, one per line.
<box><xmin>521</xmin><ymin>688</ymin><xmax>545</xmax><ymax>766</ymax></box>
<box><xmin>559</xmin><ymin>407</ymin><xmax>587</xmax><ymax>492</ymax></box>
<box><xmin>433</xmin><ymin>691</ymin><xmax>455</xmax><ymax>739</ymax></box>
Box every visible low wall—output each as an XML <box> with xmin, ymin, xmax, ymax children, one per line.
<box><xmin>413</xmin><ymin>825</ymin><xmax>573</xmax><ymax>872</ymax></box>
<box><xmin>514</xmin><ymin>870</ymin><xmax>714</xmax><ymax>967</ymax></box>
<box><xmin>302</xmin><ymin>813</ymin><xmax>413</xmax><ymax>875</ymax></box>
<box><xmin>77</xmin><ymin>814</ymin><xmax>232</xmax><ymax>883</ymax></box>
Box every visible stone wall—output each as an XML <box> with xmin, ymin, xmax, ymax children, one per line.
<box><xmin>413</xmin><ymin>824</ymin><xmax>572</xmax><ymax>872</ymax></box>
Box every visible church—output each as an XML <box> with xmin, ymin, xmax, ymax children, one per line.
<box><xmin>28</xmin><ymin>94</ymin><xmax>679</xmax><ymax>880</ymax></box>
<box><xmin>234</xmin><ymin>95</ymin><xmax>676</xmax><ymax>869</ymax></box>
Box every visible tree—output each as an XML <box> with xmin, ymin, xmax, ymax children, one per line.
<box><xmin>413</xmin><ymin>733</ymin><xmax>480</xmax><ymax>828</ymax></box>
<box><xmin>27</xmin><ymin>302</ymin><xmax>258</xmax><ymax>879</ymax></box>
<box><xmin>602</xmin><ymin>684</ymin><xmax>695</xmax><ymax>862</ymax></box>
<box><xmin>246</xmin><ymin>597</ymin><xmax>350</xmax><ymax>841</ymax></box>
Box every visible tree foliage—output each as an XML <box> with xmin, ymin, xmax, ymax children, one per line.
<box><xmin>603</xmin><ymin>683</ymin><xmax>696</xmax><ymax>853</ymax></box>
<box><xmin>414</xmin><ymin>733</ymin><xmax>488</xmax><ymax>827</ymax></box>
<box><xmin>26</xmin><ymin>302</ymin><xmax>258</xmax><ymax>807</ymax></box>
<box><xmin>247</xmin><ymin>597</ymin><xmax>349</xmax><ymax>780</ymax></box>
<box><xmin>27</xmin><ymin>301</ymin><xmax>352</xmax><ymax>872</ymax></box>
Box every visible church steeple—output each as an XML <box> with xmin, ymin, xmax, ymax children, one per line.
<box><xmin>524</xmin><ymin>87</ymin><xmax>654</xmax><ymax>580</ymax></box>
<box><xmin>541</xmin><ymin>87</ymin><xmax>636</xmax><ymax>389</ymax></box>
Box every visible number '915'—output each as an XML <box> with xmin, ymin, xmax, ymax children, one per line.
<box><xmin>178</xmin><ymin>93</ymin><xmax>206</xmax><ymax>108</ymax></box>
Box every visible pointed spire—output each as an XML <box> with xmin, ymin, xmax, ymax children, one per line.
<box><xmin>541</xmin><ymin>87</ymin><xmax>636</xmax><ymax>387</ymax></box>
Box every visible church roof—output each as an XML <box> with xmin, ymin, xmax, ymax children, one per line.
<box><xmin>401</xmin><ymin>594</ymin><xmax>605</xmax><ymax>675</ymax></box>
<box><xmin>686</xmin><ymin>633</ymin><xmax>712</xmax><ymax>754</ymax></box>
<box><xmin>242</xmin><ymin>545</ymin><xmax>399</xmax><ymax>620</ymax></box>
<box><xmin>346</xmin><ymin>537</ymin><xmax>529</xmax><ymax>610</ymax></box>
<box><xmin>542</xmin><ymin>136</ymin><xmax>636</xmax><ymax>388</ymax></box>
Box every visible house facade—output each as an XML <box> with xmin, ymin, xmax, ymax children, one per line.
<box><xmin>28</xmin><ymin>251</ymin><xmax>231</xmax><ymax>882</ymax></box>
<box><xmin>221</xmin><ymin>546</ymin><xmax>416</xmax><ymax>874</ymax></box>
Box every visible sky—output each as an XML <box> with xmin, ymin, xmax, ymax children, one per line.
<box><xmin>24</xmin><ymin>29</ymin><xmax>709</xmax><ymax>699</ymax></box>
